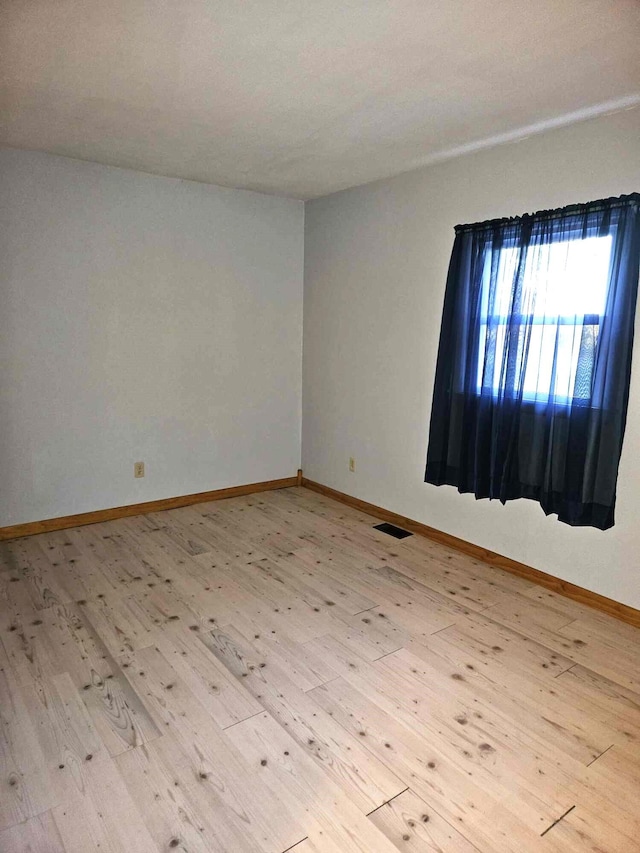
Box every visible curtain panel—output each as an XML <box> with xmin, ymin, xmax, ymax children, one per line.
<box><xmin>425</xmin><ymin>193</ymin><xmax>640</xmax><ymax>529</ymax></box>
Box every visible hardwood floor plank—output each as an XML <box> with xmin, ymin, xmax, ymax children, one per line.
<box><xmin>308</xmin><ymin>676</ymin><xmax>553</xmax><ymax>852</ymax></box>
<box><xmin>368</xmin><ymin>788</ymin><xmax>480</xmax><ymax>852</ymax></box>
<box><xmin>484</xmin><ymin>595</ymin><xmax>640</xmax><ymax>690</ymax></box>
<box><xmin>0</xmin><ymin>650</ymin><xmax>59</xmax><ymax>830</ymax></box>
<box><xmin>198</xmin><ymin>556</ymin><xmax>346</xmax><ymax>642</ymax></box>
<box><xmin>229</xmin><ymin>613</ymin><xmax>339</xmax><ymax>691</ymax></box>
<box><xmin>254</xmin><ymin>550</ymin><xmax>379</xmax><ymax>615</ymax></box>
<box><xmin>121</xmin><ymin>644</ymin><xmax>307</xmax><ymax>852</ymax></box>
<box><xmin>3</xmin><ymin>599</ymin><xmax>160</xmax><ymax>756</ymax></box>
<box><xmin>398</xmin><ymin>638</ymin><xmax>616</xmax><ymax>762</ymax></box>
<box><xmin>434</xmin><ymin>609</ymin><xmax>575</xmax><ymax>678</ymax></box>
<box><xmin>51</xmin><ymin>754</ymin><xmax>159</xmax><ymax>853</ymax></box>
<box><xmin>116</xmin><ymin>737</ymin><xmax>267</xmax><ymax>853</ymax></box>
<box><xmin>225</xmin><ymin>710</ymin><xmax>401</xmax><ymax>852</ymax></box>
<box><xmin>165</xmin><ymin>505</ymin><xmax>271</xmax><ymax>563</ymax></box>
<box><xmin>543</xmin><ymin>802</ymin><xmax>640</xmax><ymax>852</ymax></box>
<box><xmin>1</xmin><ymin>539</ymin><xmax>71</xmax><ymax>611</ymax></box>
<box><xmin>557</xmin><ymin>662</ymin><xmax>640</xmax><ymax>718</ymax></box>
<box><xmin>0</xmin><ymin>811</ymin><xmax>67</xmax><ymax>853</ymax></box>
<box><xmin>18</xmin><ymin>671</ymin><xmax>105</xmax><ymax>804</ymax></box>
<box><xmin>1</xmin><ymin>487</ymin><xmax>639</xmax><ymax>852</ymax></box>
<box><xmin>305</xmin><ymin>634</ymin><xmax>575</xmax><ymax>833</ymax></box>
<box><xmin>78</xmin><ymin>591</ymin><xmax>160</xmax><ymax>657</ymax></box>
<box><xmin>153</xmin><ymin>621</ymin><xmax>264</xmax><ymax>728</ymax></box>
<box><xmin>205</xmin><ymin>625</ymin><xmax>408</xmax><ymax>812</ymax></box>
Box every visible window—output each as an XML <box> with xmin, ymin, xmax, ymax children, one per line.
<box><xmin>477</xmin><ymin>233</ymin><xmax>613</xmax><ymax>403</ymax></box>
<box><xmin>425</xmin><ymin>194</ymin><xmax>640</xmax><ymax>529</ymax></box>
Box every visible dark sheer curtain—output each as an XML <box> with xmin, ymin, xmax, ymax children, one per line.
<box><xmin>425</xmin><ymin>193</ymin><xmax>640</xmax><ymax>529</ymax></box>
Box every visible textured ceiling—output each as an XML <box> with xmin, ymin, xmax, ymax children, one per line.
<box><xmin>1</xmin><ymin>1</ymin><xmax>639</xmax><ymax>199</ymax></box>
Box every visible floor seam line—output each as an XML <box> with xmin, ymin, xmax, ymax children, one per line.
<box><xmin>586</xmin><ymin>743</ymin><xmax>615</xmax><ymax>767</ymax></box>
<box><xmin>429</xmin><ymin>622</ymin><xmax>457</xmax><ymax>637</ymax></box>
<box><xmin>281</xmin><ymin>836</ymin><xmax>309</xmax><ymax>852</ymax></box>
<box><xmin>365</xmin><ymin>787</ymin><xmax>410</xmax><ymax>816</ymax></box>
<box><xmin>554</xmin><ymin>662</ymin><xmax>576</xmax><ymax>678</ymax></box>
<box><xmin>429</xmin><ymin>619</ymin><xmax>458</xmax><ymax>635</ymax></box>
<box><xmin>352</xmin><ymin>605</ymin><xmax>382</xmax><ymax>616</ymax></box>
<box><xmin>372</xmin><ymin>647</ymin><xmax>404</xmax><ymax>662</ymax></box>
<box><xmin>540</xmin><ymin>805</ymin><xmax>576</xmax><ymax>837</ymax></box>
<box><xmin>221</xmin><ymin>709</ymin><xmax>266</xmax><ymax>731</ymax></box>
<box><xmin>304</xmin><ymin>674</ymin><xmax>342</xmax><ymax>693</ymax></box>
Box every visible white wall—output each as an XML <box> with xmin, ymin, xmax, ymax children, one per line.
<box><xmin>303</xmin><ymin>107</ymin><xmax>640</xmax><ymax>609</ymax></box>
<box><xmin>0</xmin><ymin>149</ymin><xmax>304</xmax><ymax>526</ymax></box>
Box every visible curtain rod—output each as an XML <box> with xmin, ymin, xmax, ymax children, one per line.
<box><xmin>455</xmin><ymin>192</ymin><xmax>640</xmax><ymax>234</ymax></box>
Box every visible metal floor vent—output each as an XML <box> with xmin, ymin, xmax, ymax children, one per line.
<box><xmin>373</xmin><ymin>522</ymin><xmax>413</xmax><ymax>539</ymax></box>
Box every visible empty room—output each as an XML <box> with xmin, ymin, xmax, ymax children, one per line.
<box><xmin>2</xmin><ymin>2</ymin><xmax>640</xmax><ymax>851</ymax></box>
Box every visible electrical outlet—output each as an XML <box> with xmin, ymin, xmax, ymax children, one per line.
<box><xmin>349</xmin><ymin>457</ymin><xmax>356</xmax><ymax>473</ymax></box>
<box><xmin>134</xmin><ymin>461</ymin><xmax>145</xmax><ymax>478</ymax></box>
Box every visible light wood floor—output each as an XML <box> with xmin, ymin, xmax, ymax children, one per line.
<box><xmin>1</xmin><ymin>487</ymin><xmax>640</xmax><ymax>853</ymax></box>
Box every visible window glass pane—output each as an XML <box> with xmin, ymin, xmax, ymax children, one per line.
<box><xmin>523</xmin><ymin>234</ymin><xmax>612</xmax><ymax>318</ymax></box>
<box><xmin>477</xmin><ymin>234</ymin><xmax>612</xmax><ymax>400</ymax></box>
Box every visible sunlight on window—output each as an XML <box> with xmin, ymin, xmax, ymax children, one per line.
<box><xmin>477</xmin><ymin>234</ymin><xmax>613</xmax><ymax>401</ymax></box>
